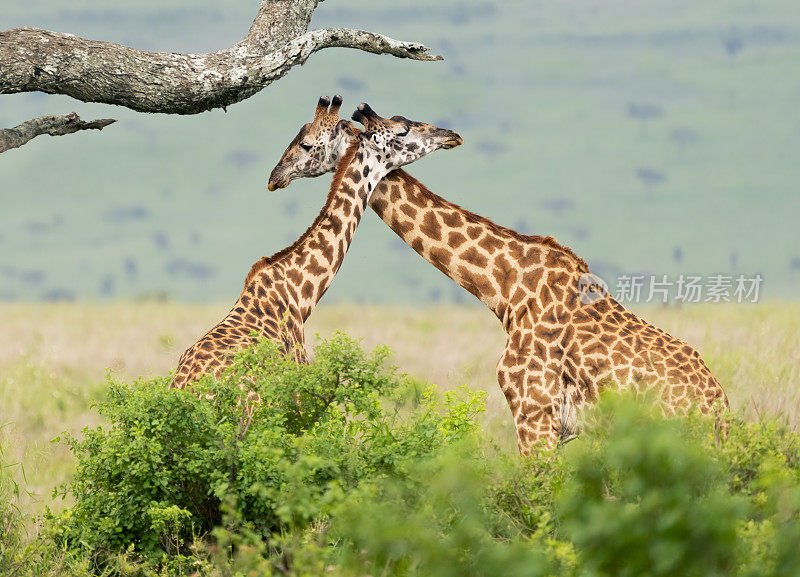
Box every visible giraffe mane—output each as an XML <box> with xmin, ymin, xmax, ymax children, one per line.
<box><xmin>393</xmin><ymin>169</ymin><xmax>590</xmax><ymax>273</ymax></box>
<box><xmin>244</xmin><ymin>139</ymin><xmax>363</xmax><ymax>287</ymax></box>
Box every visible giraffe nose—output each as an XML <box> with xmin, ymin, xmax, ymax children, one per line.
<box><xmin>267</xmin><ymin>166</ymin><xmax>289</xmax><ymax>191</ymax></box>
<box><xmin>441</xmin><ymin>130</ymin><xmax>463</xmax><ymax>149</ymax></box>
<box><xmin>268</xmin><ymin>178</ymin><xmax>290</xmax><ymax>191</ymax></box>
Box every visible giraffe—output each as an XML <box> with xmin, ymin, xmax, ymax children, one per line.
<box><xmin>171</xmin><ymin>96</ymin><xmax>462</xmax><ymax>389</ymax></box>
<box><xmin>268</xmin><ymin>100</ymin><xmax>729</xmax><ymax>453</ymax></box>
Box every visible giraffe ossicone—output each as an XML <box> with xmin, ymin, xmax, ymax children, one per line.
<box><xmin>172</xmin><ymin>96</ymin><xmax>462</xmax><ymax>390</ymax></box>
<box><xmin>269</xmin><ymin>96</ymin><xmax>729</xmax><ymax>454</ymax></box>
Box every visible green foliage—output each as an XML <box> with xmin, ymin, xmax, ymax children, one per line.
<box><xmin>330</xmin><ymin>442</ymin><xmax>556</xmax><ymax>577</ymax></box>
<box><xmin>559</xmin><ymin>394</ymin><xmax>744</xmax><ymax>577</ymax></box>
<box><xmin>720</xmin><ymin>420</ymin><xmax>800</xmax><ymax>577</ymax></box>
<box><xmin>49</xmin><ymin>334</ymin><xmax>486</xmax><ymax>570</ymax></box>
<box><xmin>326</xmin><ymin>394</ymin><xmax>800</xmax><ymax>577</ymax></box>
<box><xmin>715</xmin><ymin>416</ymin><xmax>800</xmax><ymax>497</ymax></box>
<box><xmin>11</xmin><ymin>339</ymin><xmax>798</xmax><ymax>577</ymax></box>
<box><xmin>554</xmin><ymin>393</ymin><xmax>800</xmax><ymax>577</ymax></box>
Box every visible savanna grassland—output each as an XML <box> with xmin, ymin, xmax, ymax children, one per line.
<box><xmin>1</xmin><ymin>301</ymin><xmax>798</xmax><ymax>520</ymax></box>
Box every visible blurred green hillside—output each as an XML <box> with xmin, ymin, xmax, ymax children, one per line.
<box><xmin>2</xmin><ymin>0</ymin><xmax>799</xmax><ymax>303</ymax></box>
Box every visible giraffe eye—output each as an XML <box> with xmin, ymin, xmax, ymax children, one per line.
<box><xmin>300</xmin><ymin>143</ymin><xmax>312</xmax><ymax>152</ymax></box>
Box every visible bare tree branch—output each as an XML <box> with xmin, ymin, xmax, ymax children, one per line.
<box><xmin>0</xmin><ymin>0</ymin><xmax>442</xmax><ymax>116</ymax></box>
<box><xmin>0</xmin><ymin>113</ymin><xmax>115</xmax><ymax>153</ymax></box>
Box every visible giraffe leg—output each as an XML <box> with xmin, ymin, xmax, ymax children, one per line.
<box><xmin>690</xmin><ymin>371</ymin><xmax>730</xmax><ymax>442</ymax></box>
<box><xmin>519</xmin><ymin>368</ymin><xmax>567</xmax><ymax>454</ymax></box>
<box><xmin>497</xmin><ymin>349</ymin><xmax>565</xmax><ymax>455</ymax></box>
<box><xmin>291</xmin><ymin>327</ymin><xmax>309</xmax><ymax>364</ymax></box>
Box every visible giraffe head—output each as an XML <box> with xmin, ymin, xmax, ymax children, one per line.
<box><xmin>267</xmin><ymin>95</ymin><xmax>356</xmax><ymax>191</ymax></box>
<box><xmin>351</xmin><ymin>103</ymin><xmax>463</xmax><ymax>171</ymax></box>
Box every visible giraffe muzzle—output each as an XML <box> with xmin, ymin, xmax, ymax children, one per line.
<box><xmin>267</xmin><ymin>179</ymin><xmax>290</xmax><ymax>192</ymax></box>
<box><xmin>267</xmin><ymin>169</ymin><xmax>289</xmax><ymax>191</ymax></box>
<box><xmin>439</xmin><ymin>130</ymin><xmax>463</xmax><ymax>149</ymax></box>
<box><xmin>267</xmin><ymin>162</ymin><xmax>293</xmax><ymax>191</ymax></box>
<box><xmin>442</xmin><ymin>136</ymin><xmax>463</xmax><ymax>149</ymax></box>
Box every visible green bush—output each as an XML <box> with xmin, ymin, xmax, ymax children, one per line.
<box><xmin>558</xmin><ymin>394</ymin><xmax>744</xmax><ymax>577</ymax></box>
<box><xmin>49</xmin><ymin>334</ymin><xmax>485</xmax><ymax>569</ymax></box>
<box><xmin>32</xmin><ymin>336</ymin><xmax>800</xmax><ymax>577</ymax></box>
<box><xmin>328</xmin><ymin>441</ymin><xmax>561</xmax><ymax>577</ymax></box>
<box><xmin>555</xmin><ymin>393</ymin><xmax>800</xmax><ymax>577</ymax></box>
<box><xmin>324</xmin><ymin>395</ymin><xmax>800</xmax><ymax>577</ymax></box>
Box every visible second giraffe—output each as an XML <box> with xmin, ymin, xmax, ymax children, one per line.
<box><xmin>269</xmin><ymin>97</ymin><xmax>729</xmax><ymax>453</ymax></box>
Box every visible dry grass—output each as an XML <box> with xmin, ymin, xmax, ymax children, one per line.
<box><xmin>0</xmin><ymin>301</ymin><xmax>798</xmax><ymax>511</ymax></box>
<box><xmin>639</xmin><ymin>302</ymin><xmax>800</xmax><ymax>426</ymax></box>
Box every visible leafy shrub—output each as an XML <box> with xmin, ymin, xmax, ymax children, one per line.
<box><xmin>715</xmin><ymin>416</ymin><xmax>800</xmax><ymax>496</ymax></box>
<box><xmin>49</xmin><ymin>334</ymin><xmax>485</xmax><ymax>569</ymax></box>
<box><xmin>33</xmin><ymin>337</ymin><xmax>800</xmax><ymax>577</ymax></box>
<box><xmin>316</xmin><ymin>393</ymin><xmax>800</xmax><ymax>577</ymax></box>
<box><xmin>558</xmin><ymin>394</ymin><xmax>745</xmax><ymax>577</ymax></box>
<box><xmin>329</xmin><ymin>441</ymin><xmax>559</xmax><ymax>577</ymax></box>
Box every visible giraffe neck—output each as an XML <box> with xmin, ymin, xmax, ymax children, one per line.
<box><xmin>247</xmin><ymin>139</ymin><xmax>387</xmax><ymax>321</ymax></box>
<box><xmin>368</xmin><ymin>170</ymin><xmax>588</xmax><ymax>322</ymax></box>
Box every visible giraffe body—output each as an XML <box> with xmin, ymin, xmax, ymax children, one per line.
<box><xmin>173</xmin><ymin>97</ymin><xmax>461</xmax><ymax>389</ymax></box>
<box><xmin>268</xmin><ymin>104</ymin><xmax>728</xmax><ymax>453</ymax></box>
<box><xmin>372</xmin><ymin>175</ymin><xmax>727</xmax><ymax>449</ymax></box>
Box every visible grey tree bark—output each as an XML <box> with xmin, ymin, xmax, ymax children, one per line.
<box><xmin>0</xmin><ymin>113</ymin><xmax>115</xmax><ymax>153</ymax></box>
<box><xmin>0</xmin><ymin>0</ymin><xmax>441</xmax><ymax>152</ymax></box>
